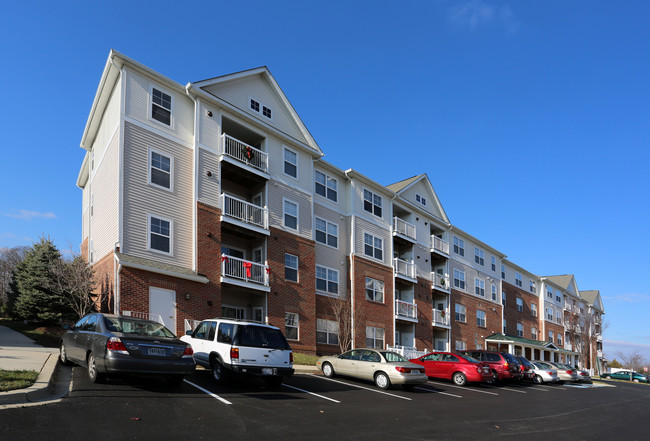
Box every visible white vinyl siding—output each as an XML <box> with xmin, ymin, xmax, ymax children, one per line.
<box><xmin>268</xmin><ymin>180</ymin><xmax>312</xmax><ymax>239</ymax></box>
<box><xmin>197</xmin><ymin>148</ymin><xmax>220</xmax><ymax>207</ymax></box>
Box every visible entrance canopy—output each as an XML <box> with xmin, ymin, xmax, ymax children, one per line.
<box><xmin>484</xmin><ymin>333</ymin><xmax>579</xmax><ymax>365</ymax></box>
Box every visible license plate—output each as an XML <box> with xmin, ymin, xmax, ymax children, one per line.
<box><xmin>148</xmin><ymin>347</ymin><xmax>166</xmax><ymax>356</ymax></box>
<box><xmin>262</xmin><ymin>368</ymin><xmax>275</xmax><ymax>376</ymax></box>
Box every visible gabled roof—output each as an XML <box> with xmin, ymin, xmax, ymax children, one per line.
<box><xmin>190</xmin><ymin>67</ymin><xmax>322</xmax><ymax>156</ymax></box>
<box><xmin>580</xmin><ymin>290</ymin><xmax>605</xmax><ymax>313</ymax></box>
<box><xmin>386</xmin><ymin>173</ymin><xmax>450</xmax><ymax>224</ymax></box>
<box><xmin>386</xmin><ymin>175</ymin><xmax>422</xmax><ymax>193</ymax></box>
<box><xmin>544</xmin><ymin>274</ymin><xmax>579</xmax><ymax>296</ymax></box>
<box><xmin>485</xmin><ymin>333</ymin><xmax>559</xmax><ymax>350</ymax></box>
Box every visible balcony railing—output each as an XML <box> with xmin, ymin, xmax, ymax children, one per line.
<box><xmin>432</xmin><ymin>309</ymin><xmax>450</xmax><ymax>326</ymax></box>
<box><xmin>393</xmin><ymin>217</ymin><xmax>416</xmax><ymax>241</ymax></box>
<box><xmin>387</xmin><ymin>345</ymin><xmax>428</xmax><ymax>360</ymax></box>
<box><xmin>431</xmin><ymin>236</ymin><xmax>450</xmax><ymax>255</ymax></box>
<box><xmin>221</xmin><ymin>134</ymin><xmax>269</xmax><ymax>174</ymax></box>
<box><xmin>431</xmin><ymin>272</ymin><xmax>450</xmax><ymax>291</ymax></box>
<box><xmin>221</xmin><ymin>254</ymin><xmax>269</xmax><ymax>286</ymax></box>
<box><xmin>564</xmin><ymin>341</ymin><xmax>573</xmax><ymax>351</ymax></box>
<box><xmin>394</xmin><ymin>258</ymin><xmax>416</xmax><ymax>279</ymax></box>
<box><xmin>395</xmin><ymin>300</ymin><xmax>418</xmax><ymax>320</ymax></box>
<box><xmin>184</xmin><ymin>319</ymin><xmax>202</xmax><ymax>334</ymax></box>
<box><xmin>122</xmin><ymin>310</ymin><xmax>164</xmax><ymax>324</ymax></box>
<box><xmin>221</xmin><ymin>193</ymin><xmax>268</xmax><ymax>230</ymax></box>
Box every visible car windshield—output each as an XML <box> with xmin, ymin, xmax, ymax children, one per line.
<box><xmin>105</xmin><ymin>317</ymin><xmax>175</xmax><ymax>337</ymax></box>
<box><xmin>380</xmin><ymin>351</ymin><xmax>407</xmax><ymax>363</ymax></box>
<box><xmin>234</xmin><ymin>325</ymin><xmax>290</xmax><ymax>349</ymax></box>
<box><xmin>461</xmin><ymin>354</ymin><xmax>481</xmax><ymax>363</ymax></box>
<box><xmin>534</xmin><ymin>362</ymin><xmax>552</xmax><ymax>369</ymax></box>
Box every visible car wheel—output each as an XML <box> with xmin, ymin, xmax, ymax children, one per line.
<box><xmin>167</xmin><ymin>375</ymin><xmax>185</xmax><ymax>386</ymax></box>
<box><xmin>491</xmin><ymin>371</ymin><xmax>500</xmax><ymax>385</ymax></box>
<box><xmin>264</xmin><ymin>377</ymin><xmax>283</xmax><ymax>389</ymax></box>
<box><xmin>59</xmin><ymin>342</ymin><xmax>72</xmax><ymax>366</ymax></box>
<box><xmin>452</xmin><ymin>372</ymin><xmax>467</xmax><ymax>387</ymax></box>
<box><xmin>604</xmin><ymin>375</ymin><xmax>611</xmax><ymax>379</ymax></box>
<box><xmin>87</xmin><ymin>353</ymin><xmax>104</xmax><ymax>383</ymax></box>
<box><xmin>533</xmin><ymin>374</ymin><xmax>543</xmax><ymax>385</ymax></box>
<box><xmin>634</xmin><ymin>378</ymin><xmax>640</xmax><ymax>383</ymax></box>
<box><xmin>374</xmin><ymin>372</ymin><xmax>391</xmax><ymax>390</ymax></box>
<box><xmin>211</xmin><ymin>360</ymin><xmax>226</xmax><ymax>384</ymax></box>
<box><xmin>322</xmin><ymin>362</ymin><xmax>335</xmax><ymax>378</ymax></box>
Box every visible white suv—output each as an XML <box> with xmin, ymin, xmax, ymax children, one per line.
<box><xmin>181</xmin><ymin>318</ymin><xmax>294</xmax><ymax>387</ymax></box>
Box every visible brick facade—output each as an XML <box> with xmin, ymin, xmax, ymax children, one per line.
<box><xmin>414</xmin><ymin>278</ymin><xmax>434</xmax><ymax>351</ymax></box>
<box><xmin>450</xmin><ymin>289</ymin><xmax>502</xmax><ymax>351</ymax></box>
<box><xmin>502</xmin><ymin>281</ymin><xmax>541</xmax><ymax>340</ymax></box>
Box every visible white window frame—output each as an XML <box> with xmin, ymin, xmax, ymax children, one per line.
<box><xmin>501</xmin><ymin>264</ymin><xmax>506</xmax><ymax>279</ymax></box>
<box><xmin>363</xmin><ymin>232</ymin><xmax>383</xmax><ymax>261</ymax></box>
<box><xmin>491</xmin><ymin>256</ymin><xmax>497</xmax><ymax>272</ymax></box>
<box><xmin>502</xmin><ymin>291</ymin><xmax>506</xmax><ymax>306</ymax></box>
<box><xmin>477</xmin><ymin>309</ymin><xmax>486</xmax><ymax>328</ymax></box>
<box><xmin>517</xmin><ymin>323</ymin><xmax>524</xmax><ymax>337</ymax></box>
<box><xmin>453</xmin><ymin>269</ymin><xmax>466</xmax><ymax>290</ymax></box>
<box><xmin>547</xmin><ymin>288</ymin><xmax>553</xmax><ymax>299</ymax></box>
<box><xmin>474</xmin><ymin>248</ymin><xmax>485</xmax><ymax>266</ymax></box>
<box><xmin>531</xmin><ymin>327</ymin><xmax>538</xmax><ymax>340</ymax></box>
<box><xmin>315</xmin><ymin>217</ymin><xmax>338</xmax><ymax>249</ymax></box>
<box><xmin>453</xmin><ymin>236</ymin><xmax>465</xmax><ymax>257</ymax></box>
<box><xmin>285</xmin><ymin>312</ymin><xmax>299</xmax><ymax>341</ymax></box>
<box><xmin>283</xmin><ymin>198</ymin><xmax>299</xmax><ymax>231</ymax></box>
<box><xmin>531</xmin><ymin>303</ymin><xmax>537</xmax><ymax>317</ymax></box>
<box><xmin>475</xmin><ymin>278</ymin><xmax>485</xmax><ymax>297</ymax></box>
<box><xmin>148</xmin><ymin>147</ymin><xmax>174</xmax><ymax>192</ymax></box>
<box><xmin>150</xmin><ymin>85</ymin><xmax>173</xmax><ymax>128</ymax></box>
<box><xmin>548</xmin><ymin>331</ymin><xmax>554</xmax><ymax>343</ymax></box>
<box><xmin>516</xmin><ymin>297</ymin><xmax>523</xmax><ymax>312</ymax></box>
<box><xmin>283</xmin><ymin>147</ymin><xmax>298</xmax><ymax>179</ymax></box>
<box><xmin>248</xmin><ymin>96</ymin><xmax>273</xmax><ymax>121</ymax></box>
<box><xmin>285</xmin><ymin>253</ymin><xmax>298</xmax><ymax>282</ymax></box>
<box><xmin>515</xmin><ymin>272</ymin><xmax>523</xmax><ymax>287</ymax></box>
<box><xmin>365</xmin><ymin>277</ymin><xmax>384</xmax><ymax>303</ymax></box>
<box><xmin>455</xmin><ymin>303</ymin><xmax>466</xmax><ymax>323</ymax></box>
<box><xmin>366</xmin><ymin>326</ymin><xmax>385</xmax><ymax>349</ymax></box>
<box><xmin>557</xmin><ymin>334</ymin><xmax>562</xmax><ymax>346</ymax></box>
<box><xmin>415</xmin><ymin>193</ymin><xmax>427</xmax><ymax>206</ymax></box>
<box><xmin>222</xmin><ymin>304</ymin><xmax>245</xmax><ymax>320</ymax></box>
<box><xmin>547</xmin><ymin>307</ymin><xmax>553</xmax><ymax>321</ymax></box>
<box><xmin>316</xmin><ymin>318</ymin><xmax>339</xmax><ymax>345</ymax></box>
<box><xmin>455</xmin><ymin>340</ymin><xmax>467</xmax><ymax>351</ymax></box>
<box><xmin>147</xmin><ymin>213</ymin><xmax>173</xmax><ymax>256</ymax></box>
<box><xmin>316</xmin><ymin>264</ymin><xmax>339</xmax><ymax>296</ymax></box>
<box><xmin>363</xmin><ymin>189</ymin><xmax>383</xmax><ymax>218</ymax></box>
<box><xmin>556</xmin><ymin>311</ymin><xmax>562</xmax><ymax>323</ymax></box>
<box><xmin>315</xmin><ymin>170</ymin><xmax>338</xmax><ymax>203</ymax></box>
<box><xmin>491</xmin><ymin>284</ymin><xmax>497</xmax><ymax>301</ymax></box>
<box><xmin>529</xmin><ymin>280</ymin><xmax>536</xmax><ymax>293</ymax></box>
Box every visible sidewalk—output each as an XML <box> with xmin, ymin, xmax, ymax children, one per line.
<box><xmin>0</xmin><ymin>325</ymin><xmax>62</xmax><ymax>406</ymax></box>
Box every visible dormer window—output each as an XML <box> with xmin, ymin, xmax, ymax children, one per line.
<box><xmin>250</xmin><ymin>99</ymin><xmax>260</xmax><ymax>112</ymax></box>
<box><xmin>151</xmin><ymin>87</ymin><xmax>172</xmax><ymax>126</ymax></box>
<box><xmin>415</xmin><ymin>194</ymin><xmax>427</xmax><ymax>206</ymax></box>
<box><xmin>262</xmin><ymin>106</ymin><xmax>272</xmax><ymax>119</ymax></box>
<box><xmin>249</xmin><ymin>97</ymin><xmax>273</xmax><ymax>120</ymax></box>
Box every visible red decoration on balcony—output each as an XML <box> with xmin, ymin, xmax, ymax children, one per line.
<box><xmin>242</xmin><ymin>261</ymin><xmax>253</xmax><ymax>278</ymax></box>
<box><xmin>221</xmin><ymin>255</ymin><xmax>228</xmax><ymax>263</ymax></box>
<box><xmin>265</xmin><ymin>267</ymin><xmax>270</xmax><ymax>274</ymax></box>
<box><xmin>242</xmin><ymin>146</ymin><xmax>254</xmax><ymax>160</ymax></box>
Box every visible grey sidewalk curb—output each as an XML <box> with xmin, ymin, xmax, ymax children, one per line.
<box><xmin>0</xmin><ymin>352</ymin><xmax>68</xmax><ymax>407</ymax></box>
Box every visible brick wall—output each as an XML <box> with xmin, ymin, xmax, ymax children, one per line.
<box><xmin>502</xmin><ymin>281</ymin><xmax>541</xmax><ymax>340</ymax></box>
<box><xmin>414</xmin><ymin>277</ymin><xmax>434</xmax><ymax>350</ymax></box>
<box><xmin>545</xmin><ymin>321</ymin><xmax>565</xmax><ymax>347</ymax></box>
<box><xmin>450</xmin><ymin>289</ymin><xmax>502</xmax><ymax>350</ymax></box>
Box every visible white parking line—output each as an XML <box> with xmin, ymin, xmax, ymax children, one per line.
<box><xmin>500</xmin><ymin>387</ymin><xmax>527</xmax><ymax>394</ymax></box>
<box><xmin>184</xmin><ymin>380</ymin><xmax>232</xmax><ymax>404</ymax></box>
<box><xmin>312</xmin><ymin>375</ymin><xmax>412</xmax><ymax>401</ymax></box>
<box><xmin>282</xmin><ymin>384</ymin><xmax>341</xmax><ymax>403</ymax></box>
<box><xmin>527</xmin><ymin>387</ymin><xmax>549</xmax><ymax>392</ymax></box>
<box><xmin>415</xmin><ymin>386</ymin><xmax>463</xmax><ymax>398</ymax></box>
<box><xmin>427</xmin><ymin>381</ymin><xmax>498</xmax><ymax>396</ymax></box>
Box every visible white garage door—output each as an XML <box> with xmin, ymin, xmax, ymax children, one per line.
<box><xmin>149</xmin><ymin>287</ymin><xmax>176</xmax><ymax>334</ymax></box>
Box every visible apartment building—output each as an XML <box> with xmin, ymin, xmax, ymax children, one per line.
<box><xmin>77</xmin><ymin>50</ymin><xmax>605</xmax><ymax>372</ymax></box>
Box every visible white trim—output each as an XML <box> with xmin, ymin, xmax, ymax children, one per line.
<box><xmin>282</xmin><ymin>197</ymin><xmax>299</xmax><ymax>231</ymax></box>
<box><xmin>314</xmin><ymin>169</ymin><xmax>339</xmax><ymax>204</ymax></box>
<box><xmin>148</xmin><ymin>147</ymin><xmax>174</xmax><ymax>192</ymax></box>
<box><xmin>282</xmin><ymin>146</ymin><xmax>299</xmax><ymax>180</ymax></box>
<box><xmin>315</xmin><ymin>264</ymin><xmax>339</xmax><ymax>296</ymax></box>
<box><xmin>149</xmin><ymin>83</ymin><xmax>175</xmax><ymax>130</ymax></box>
<box><xmin>147</xmin><ymin>213</ymin><xmax>173</xmax><ymax>256</ymax></box>
<box><xmin>285</xmin><ymin>312</ymin><xmax>299</xmax><ymax>341</ymax></box>
<box><xmin>362</xmin><ymin>230</ymin><xmax>384</xmax><ymax>263</ymax></box>
<box><xmin>314</xmin><ymin>216</ymin><xmax>339</xmax><ymax>250</ymax></box>
<box><xmin>248</xmin><ymin>95</ymin><xmax>274</xmax><ymax>121</ymax></box>
<box><xmin>123</xmin><ymin>115</ymin><xmax>193</xmax><ymax>150</ymax></box>
<box><xmin>362</xmin><ymin>187</ymin><xmax>383</xmax><ymax>219</ymax></box>
<box><xmin>284</xmin><ymin>252</ymin><xmax>299</xmax><ymax>283</ymax></box>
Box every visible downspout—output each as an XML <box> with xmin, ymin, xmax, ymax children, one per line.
<box><xmin>185</xmin><ymin>84</ymin><xmax>199</xmax><ymax>273</ymax></box>
<box><xmin>114</xmin><ymin>246</ymin><xmax>121</xmax><ymax>315</ymax></box>
<box><xmin>348</xmin><ymin>176</ymin><xmax>356</xmax><ymax>349</ymax></box>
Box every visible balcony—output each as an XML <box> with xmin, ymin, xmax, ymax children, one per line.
<box><xmin>122</xmin><ymin>310</ymin><xmax>164</xmax><ymax>324</ymax></box>
<box><xmin>393</xmin><ymin>217</ymin><xmax>416</xmax><ymax>242</ymax></box>
<box><xmin>221</xmin><ymin>134</ymin><xmax>269</xmax><ymax>174</ymax></box>
<box><xmin>432</xmin><ymin>309</ymin><xmax>450</xmax><ymax>327</ymax></box>
<box><xmin>386</xmin><ymin>345</ymin><xmax>427</xmax><ymax>359</ymax></box>
<box><xmin>431</xmin><ymin>272</ymin><xmax>450</xmax><ymax>293</ymax></box>
<box><xmin>394</xmin><ymin>258</ymin><xmax>417</xmax><ymax>281</ymax></box>
<box><xmin>564</xmin><ymin>341</ymin><xmax>573</xmax><ymax>351</ymax></box>
<box><xmin>221</xmin><ymin>254</ymin><xmax>269</xmax><ymax>290</ymax></box>
<box><xmin>431</xmin><ymin>236</ymin><xmax>450</xmax><ymax>256</ymax></box>
<box><xmin>395</xmin><ymin>300</ymin><xmax>418</xmax><ymax>321</ymax></box>
<box><xmin>221</xmin><ymin>193</ymin><xmax>269</xmax><ymax>233</ymax></box>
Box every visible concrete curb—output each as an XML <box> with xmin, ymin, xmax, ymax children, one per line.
<box><xmin>0</xmin><ymin>353</ymin><xmax>63</xmax><ymax>406</ymax></box>
<box><xmin>293</xmin><ymin>364</ymin><xmax>319</xmax><ymax>375</ymax></box>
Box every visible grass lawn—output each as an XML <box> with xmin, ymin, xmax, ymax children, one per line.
<box><xmin>0</xmin><ymin>319</ymin><xmax>64</xmax><ymax>348</ymax></box>
<box><xmin>0</xmin><ymin>370</ymin><xmax>39</xmax><ymax>392</ymax></box>
<box><xmin>293</xmin><ymin>352</ymin><xmax>319</xmax><ymax>366</ymax></box>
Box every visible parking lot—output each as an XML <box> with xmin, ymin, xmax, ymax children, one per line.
<box><xmin>2</xmin><ymin>366</ymin><xmax>649</xmax><ymax>440</ymax></box>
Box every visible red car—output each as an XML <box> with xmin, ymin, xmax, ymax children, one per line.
<box><xmin>410</xmin><ymin>352</ymin><xmax>493</xmax><ymax>386</ymax></box>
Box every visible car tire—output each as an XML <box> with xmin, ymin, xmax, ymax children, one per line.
<box><xmin>322</xmin><ymin>362</ymin><xmax>335</xmax><ymax>378</ymax></box>
<box><xmin>491</xmin><ymin>371</ymin><xmax>500</xmax><ymax>385</ymax></box>
<box><xmin>534</xmin><ymin>374</ymin><xmax>543</xmax><ymax>385</ymax></box>
<box><xmin>634</xmin><ymin>378</ymin><xmax>639</xmax><ymax>383</ymax></box>
<box><xmin>59</xmin><ymin>342</ymin><xmax>72</xmax><ymax>366</ymax></box>
<box><xmin>87</xmin><ymin>353</ymin><xmax>104</xmax><ymax>383</ymax></box>
<box><xmin>452</xmin><ymin>372</ymin><xmax>467</xmax><ymax>387</ymax></box>
<box><xmin>211</xmin><ymin>360</ymin><xmax>227</xmax><ymax>384</ymax></box>
<box><xmin>604</xmin><ymin>375</ymin><xmax>611</xmax><ymax>379</ymax></box>
<box><xmin>264</xmin><ymin>377</ymin><xmax>283</xmax><ymax>389</ymax></box>
<box><xmin>167</xmin><ymin>375</ymin><xmax>185</xmax><ymax>386</ymax></box>
<box><xmin>374</xmin><ymin>372</ymin><xmax>391</xmax><ymax>390</ymax></box>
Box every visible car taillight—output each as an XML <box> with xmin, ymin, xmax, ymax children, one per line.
<box><xmin>504</xmin><ymin>362</ymin><xmax>509</xmax><ymax>369</ymax></box>
<box><xmin>182</xmin><ymin>346</ymin><xmax>194</xmax><ymax>358</ymax></box>
<box><xmin>230</xmin><ymin>347</ymin><xmax>239</xmax><ymax>360</ymax></box>
<box><xmin>395</xmin><ymin>367</ymin><xmax>412</xmax><ymax>373</ymax></box>
<box><xmin>290</xmin><ymin>352</ymin><xmax>293</xmax><ymax>363</ymax></box>
<box><xmin>106</xmin><ymin>337</ymin><xmax>128</xmax><ymax>354</ymax></box>
<box><xmin>566</xmin><ymin>369</ymin><xmax>573</xmax><ymax>374</ymax></box>
<box><xmin>548</xmin><ymin>371</ymin><xmax>554</xmax><ymax>375</ymax></box>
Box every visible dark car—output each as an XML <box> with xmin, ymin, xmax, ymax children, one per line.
<box><xmin>410</xmin><ymin>352</ymin><xmax>492</xmax><ymax>386</ymax></box>
<box><xmin>515</xmin><ymin>355</ymin><xmax>536</xmax><ymax>382</ymax></box>
<box><xmin>60</xmin><ymin>313</ymin><xmax>195</xmax><ymax>384</ymax></box>
<box><xmin>602</xmin><ymin>370</ymin><xmax>649</xmax><ymax>383</ymax></box>
<box><xmin>459</xmin><ymin>350</ymin><xmax>523</xmax><ymax>383</ymax></box>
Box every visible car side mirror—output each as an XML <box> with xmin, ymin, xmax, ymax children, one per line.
<box><xmin>186</xmin><ymin>330</ymin><xmax>193</xmax><ymax>335</ymax></box>
<box><xmin>63</xmin><ymin>324</ymin><xmax>71</xmax><ymax>330</ymax></box>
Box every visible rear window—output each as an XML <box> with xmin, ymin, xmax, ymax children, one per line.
<box><xmin>485</xmin><ymin>352</ymin><xmax>501</xmax><ymax>362</ymax></box>
<box><xmin>503</xmin><ymin>353</ymin><xmax>519</xmax><ymax>364</ymax></box>
<box><xmin>105</xmin><ymin>317</ymin><xmax>175</xmax><ymax>337</ymax></box>
<box><xmin>381</xmin><ymin>351</ymin><xmax>407</xmax><ymax>362</ymax></box>
<box><xmin>234</xmin><ymin>325</ymin><xmax>290</xmax><ymax>350</ymax></box>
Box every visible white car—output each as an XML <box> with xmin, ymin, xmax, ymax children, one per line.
<box><xmin>181</xmin><ymin>318</ymin><xmax>294</xmax><ymax>387</ymax></box>
<box><xmin>531</xmin><ymin>362</ymin><xmax>560</xmax><ymax>384</ymax></box>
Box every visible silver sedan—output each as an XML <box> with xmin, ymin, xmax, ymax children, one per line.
<box><xmin>316</xmin><ymin>348</ymin><xmax>428</xmax><ymax>390</ymax></box>
<box><xmin>531</xmin><ymin>362</ymin><xmax>560</xmax><ymax>384</ymax></box>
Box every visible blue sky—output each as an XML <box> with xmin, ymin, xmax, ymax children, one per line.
<box><xmin>1</xmin><ymin>1</ymin><xmax>649</xmax><ymax>362</ymax></box>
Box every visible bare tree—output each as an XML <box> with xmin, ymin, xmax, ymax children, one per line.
<box><xmin>615</xmin><ymin>350</ymin><xmax>647</xmax><ymax>373</ymax></box>
<box><xmin>329</xmin><ymin>296</ymin><xmax>352</xmax><ymax>353</ymax></box>
<box><xmin>49</xmin><ymin>255</ymin><xmax>100</xmax><ymax>319</ymax></box>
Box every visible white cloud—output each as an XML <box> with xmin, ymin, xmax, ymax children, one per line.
<box><xmin>4</xmin><ymin>210</ymin><xmax>56</xmax><ymax>220</ymax></box>
<box><xmin>603</xmin><ymin>293</ymin><xmax>650</xmax><ymax>304</ymax></box>
<box><xmin>448</xmin><ymin>1</ymin><xmax>519</xmax><ymax>33</ymax></box>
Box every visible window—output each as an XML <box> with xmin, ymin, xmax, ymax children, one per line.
<box><xmin>531</xmin><ymin>303</ymin><xmax>537</xmax><ymax>317</ymax></box>
<box><xmin>515</xmin><ymin>272</ymin><xmax>522</xmax><ymax>287</ymax></box>
<box><xmin>547</xmin><ymin>288</ymin><xmax>553</xmax><ymax>299</ymax></box>
<box><xmin>517</xmin><ymin>323</ymin><xmax>524</xmax><ymax>337</ymax></box>
<box><xmin>262</xmin><ymin>105</ymin><xmax>272</xmax><ymax>119</ymax></box>
<box><xmin>556</xmin><ymin>294</ymin><xmax>562</xmax><ymax>303</ymax></box>
<box><xmin>557</xmin><ymin>334</ymin><xmax>562</xmax><ymax>346</ymax></box>
<box><xmin>502</xmin><ymin>291</ymin><xmax>506</xmax><ymax>306</ymax></box>
<box><xmin>316</xmin><ymin>318</ymin><xmax>338</xmax><ymax>345</ymax></box>
<box><xmin>316</xmin><ymin>265</ymin><xmax>338</xmax><ymax>295</ymax></box>
<box><xmin>250</xmin><ymin>98</ymin><xmax>260</xmax><ymax>112</ymax></box>
<box><xmin>151</xmin><ymin>87</ymin><xmax>172</xmax><ymax>126</ymax></box>
<box><xmin>453</xmin><ymin>236</ymin><xmax>465</xmax><ymax>256</ymax></box>
<box><xmin>556</xmin><ymin>311</ymin><xmax>562</xmax><ymax>323</ymax></box>
<box><xmin>477</xmin><ymin>310</ymin><xmax>486</xmax><ymax>327</ymax></box>
<box><xmin>365</xmin><ymin>278</ymin><xmax>384</xmax><ymax>303</ymax></box>
<box><xmin>285</xmin><ymin>254</ymin><xmax>298</xmax><ymax>282</ymax></box>
<box><xmin>250</xmin><ymin>98</ymin><xmax>272</xmax><ymax>119</ymax></box>
<box><xmin>148</xmin><ymin>214</ymin><xmax>172</xmax><ymax>254</ymax></box>
<box><xmin>503</xmin><ymin>319</ymin><xmax>507</xmax><ymax>334</ymax></box>
<box><xmin>315</xmin><ymin>170</ymin><xmax>337</xmax><ymax>202</ymax></box>
<box><xmin>315</xmin><ymin>217</ymin><xmax>338</xmax><ymax>248</ymax></box>
<box><xmin>283</xmin><ymin>199</ymin><xmax>298</xmax><ymax>230</ymax></box>
<box><xmin>547</xmin><ymin>307</ymin><xmax>553</xmax><ymax>321</ymax></box>
<box><xmin>222</xmin><ymin>305</ymin><xmax>245</xmax><ymax>320</ymax></box>
<box><xmin>366</xmin><ymin>326</ymin><xmax>385</xmax><ymax>349</ymax></box>
<box><xmin>453</xmin><ymin>269</ymin><xmax>466</xmax><ymax>290</ymax></box>
<box><xmin>475</xmin><ymin>279</ymin><xmax>485</xmax><ymax>297</ymax></box>
<box><xmin>529</xmin><ymin>280</ymin><xmax>536</xmax><ymax>293</ymax></box>
<box><xmin>491</xmin><ymin>284</ymin><xmax>497</xmax><ymax>301</ymax></box>
<box><xmin>548</xmin><ymin>331</ymin><xmax>554</xmax><ymax>343</ymax></box>
<box><xmin>285</xmin><ymin>313</ymin><xmax>298</xmax><ymax>340</ymax></box>
<box><xmin>474</xmin><ymin>248</ymin><xmax>485</xmax><ymax>266</ymax></box>
<box><xmin>415</xmin><ymin>194</ymin><xmax>426</xmax><ymax>206</ymax></box>
<box><xmin>531</xmin><ymin>327</ymin><xmax>538</xmax><ymax>340</ymax></box>
<box><xmin>283</xmin><ymin>148</ymin><xmax>297</xmax><ymax>178</ymax></box>
<box><xmin>491</xmin><ymin>256</ymin><xmax>496</xmax><ymax>272</ymax></box>
<box><xmin>363</xmin><ymin>189</ymin><xmax>383</xmax><ymax>217</ymax></box>
<box><xmin>149</xmin><ymin>149</ymin><xmax>172</xmax><ymax>190</ymax></box>
<box><xmin>455</xmin><ymin>303</ymin><xmax>466</xmax><ymax>323</ymax></box>
<box><xmin>516</xmin><ymin>297</ymin><xmax>523</xmax><ymax>312</ymax></box>
<box><xmin>501</xmin><ymin>264</ymin><xmax>506</xmax><ymax>279</ymax></box>
<box><xmin>455</xmin><ymin>340</ymin><xmax>467</xmax><ymax>351</ymax></box>
<box><xmin>363</xmin><ymin>233</ymin><xmax>383</xmax><ymax>261</ymax></box>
